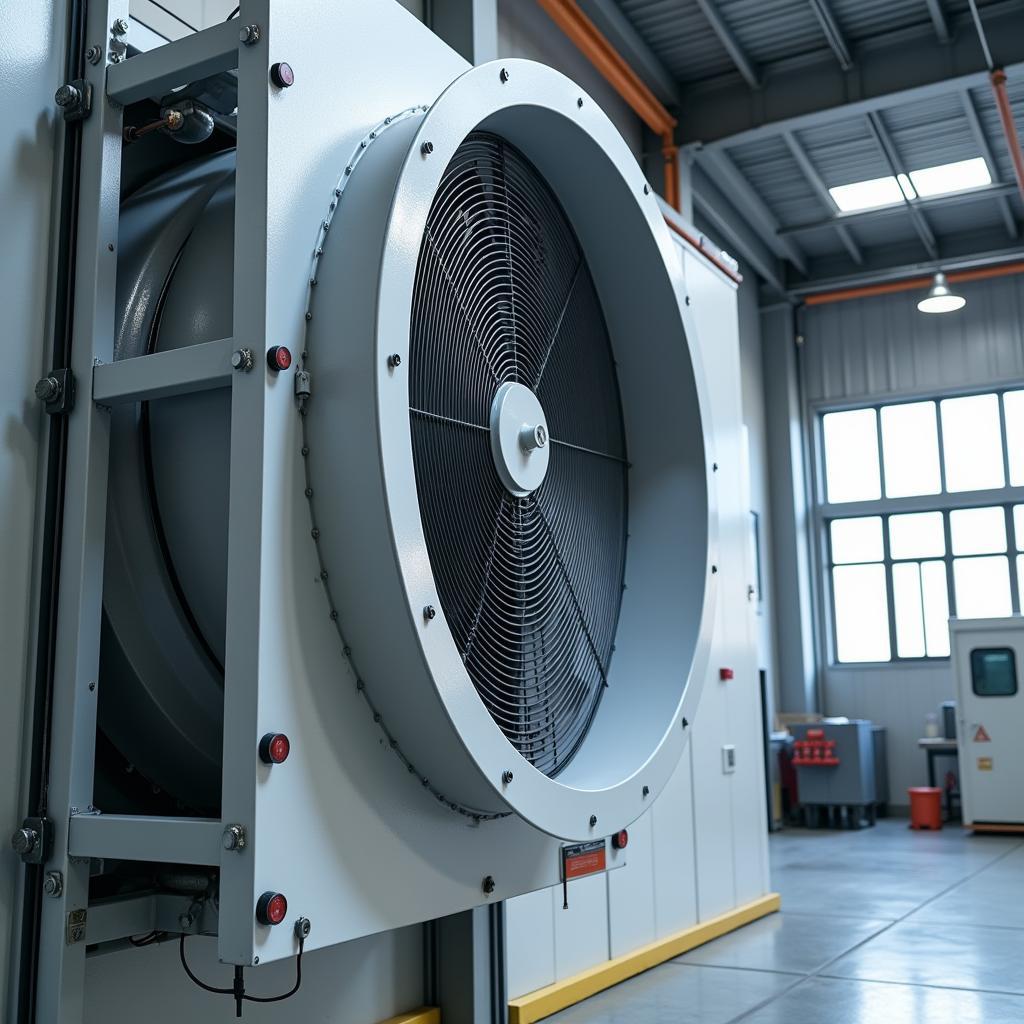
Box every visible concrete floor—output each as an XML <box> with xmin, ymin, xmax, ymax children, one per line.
<box><xmin>547</xmin><ymin>819</ymin><xmax>1024</xmax><ymax>1023</ymax></box>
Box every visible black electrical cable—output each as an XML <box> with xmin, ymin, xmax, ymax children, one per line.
<box><xmin>143</xmin><ymin>0</ymin><xmax>199</xmax><ymax>33</ymax></box>
<box><xmin>226</xmin><ymin>6</ymin><xmax>240</xmax><ymax>20</ymax></box>
<box><xmin>179</xmin><ymin>934</ymin><xmax>305</xmax><ymax>1017</ymax></box>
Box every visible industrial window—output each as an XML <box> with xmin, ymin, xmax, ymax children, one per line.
<box><xmin>819</xmin><ymin>389</ymin><xmax>1024</xmax><ymax>664</ymax></box>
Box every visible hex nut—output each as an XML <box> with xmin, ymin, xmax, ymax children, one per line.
<box><xmin>43</xmin><ymin>871</ymin><xmax>63</xmax><ymax>898</ymax></box>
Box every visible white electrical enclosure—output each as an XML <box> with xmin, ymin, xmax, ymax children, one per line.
<box><xmin>26</xmin><ymin>0</ymin><xmax>715</xmax><ymax>999</ymax></box>
<box><xmin>951</xmin><ymin>616</ymin><xmax>1024</xmax><ymax>827</ymax></box>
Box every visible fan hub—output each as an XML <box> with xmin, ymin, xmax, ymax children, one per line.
<box><xmin>488</xmin><ymin>381</ymin><xmax>551</xmax><ymax>496</ymax></box>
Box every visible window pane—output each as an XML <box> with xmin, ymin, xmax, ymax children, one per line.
<box><xmin>830</xmin><ymin>517</ymin><xmax>883</xmax><ymax>564</ymax></box>
<box><xmin>1004</xmin><ymin>391</ymin><xmax>1024</xmax><ymax>486</ymax></box>
<box><xmin>822</xmin><ymin>409</ymin><xmax>881</xmax><ymax>503</ymax></box>
<box><xmin>833</xmin><ymin>564</ymin><xmax>891</xmax><ymax>662</ymax></box>
<box><xmin>889</xmin><ymin>512</ymin><xmax>945</xmax><ymax>560</ymax></box>
<box><xmin>880</xmin><ymin>402</ymin><xmax>941</xmax><ymax>497</ymax></box>
<box><xmin>921</xmin><ymin>560</ymin><xmax>950</xmax><ymax>657</ymax></box>
<box><xmin>1015</xmin><ymin>506</ymin><xmax>1024</xmax><ymax>552</ymax></box>
<box><xmin>940</xmin><ymin>394</ymin><xmax>1005</xmax><ymax>492</ymax></box>
<box><xmin>892</xmin><ymin>562</ymin><xmax>925</xmax><ymax>658</ymax></box>
<box><xmin>953</xmin><ymin>556</ymin><xmax>1012</xmax><ymax>619</ymax></box>
<box><xmin>950</xmin><ymin>506</ymin><xmax>1006</xmax><ymax>555</ymax></box>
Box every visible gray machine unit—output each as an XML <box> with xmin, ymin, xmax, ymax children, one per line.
<box><xmin>791</xmin><ymin>721</ymin><xmax>881</xmax><ymax>827</ymax></box>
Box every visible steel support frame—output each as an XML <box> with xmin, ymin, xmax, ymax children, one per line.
<box><xmin>693</xmin><ymin>0</ymin><xmax>759</xmax><ymax>90</ymax></box>
<box><xmin>31</xmin><ymin>5</ymin><xmax>265</xmax><ymax>1019</ymax></box>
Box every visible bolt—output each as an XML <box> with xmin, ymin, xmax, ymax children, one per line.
<box><xmin>388</xmin><ymin>353</ymin><xmax>402</xmax><ymax>369</ymax></box>
<box><xmin>642</xmin><ymin>785</ymin><xmax>650</xmax><ymax>797</ymax></box>
<box><xmin>499</xmin><ymin>67</ymin><xmax>510</xmax><ymax>83</ymax></box>
<box><xmin>35</xmin><ymin>376</ymin><xmax>60</xmax><ymax>402</ymax></box>
<box><xmin>577</xmin><ymin>97</ymin><xmax>584</xmax><ymax>108</ymax></box>
<box><xmin>112</xmin><ymin>17</ymin><xmax>129</xmax><ymax>35</ymax></box>
<box><xmin>685</xmin><ymin>295</ymin><xmax>691</xmax><ymax>305</ymax></box>
<box><xmin>482</xmin><ymin>875</ymin><xmax>496</xmax><ymax>895</ymax></box>
<box><xmin>231</xmin><ymin>348</ymin><xmax>254</xmax><ymax>372</ymax></box>
<box><xmin>421</xmin><ymin>140</ymin><xmax>434</xmax><ymax>156</ymax></box>
<box><xmin>682</xmin><ymin>717</ymin><xmax>689</xmax><ymax>729</ymax></box>
<box><xmin>643</xmin><ymin>183</ymin><xmax>651</xmax><ymax>195</ymax></box>
<box><xmin>294</xmin><ymin>917</ymin><xmax>312</xmax><ymax>940</ymax></box>
<box><xmin>502</xmin><ymin>770</ymin><xmax>513</xmax><ymax>785</ymax></box>
<box><xmin>712</xmin><ymin>462</ymin><xmax>719</xmax><ymax>472</ymax></box>
<box><xmin>270</xmin><ymin>62</ymin><xmax>295</xmax><ymax>89</ymax></box>
<box><xmin>43</xmin><ymin>871</ymin><xmax>63</xmax><ymax>898</ymax></box>
<box><xmin>222</xmin><ymin>824</ymin><xmax>246</xmax><ymax>851</ymax></box>
<box><xmin>423</xmin><ymin>604</ymin><xmax>436</xmax><ymax>621</ymax></box>
<box><xmin>239</xmin><ymin>23</ymin><xmax>261</xmax><ymax>45</ymax></box>
<box><xmin>11</xmin><ymin>828</ymin><xmax>38</xmax><ymax>856</ymax></box>
<box><xmin>54</xmin><ymin>84</ymin><xmax>81</xmax><ymax>109</ymax></box>
<box><xmin>589</xmin><ymin>814</ymin><xmax>597</xmax><ymax>827</ymax></box>
<box><xmin>86</xmin><ymin>45</ymin><xmax>103</xmax><ymax>64</ymax></box>
<box><xmin>711</xmin><ymin>565</ymin><xmax>718</xmax><ymax>574</ymax></box>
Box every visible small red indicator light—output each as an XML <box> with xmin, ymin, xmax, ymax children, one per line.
<box><xmin>719</xmin><ymin>667</ymin><xmax>734</xmax><ymax>681</ymax></box>
<box><xmin>256</xmin><ymin>891</ymin><xmax>288</xmax><ymax>926</ymax></box>
<box><xmin>267</xmin><ymin>345</ymin><xmax>292</xmax><ymax>371</ymax></box>
<box><xmin>612</xmin><ymin>829</ymin><xmax>629</xmax><ymax>850</ymax></box>
<box><xmin>259</xmin><ymin>732</ymin><xmax>290</xmax><ymax>765</ymax></box>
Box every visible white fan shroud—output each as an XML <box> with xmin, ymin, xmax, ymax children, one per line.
<box><xmin>305</xmin><ymin>58</ymin><xmax>717</xmax><ymax>841</ymax></box>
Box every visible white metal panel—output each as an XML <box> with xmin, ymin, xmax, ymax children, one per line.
<box><xmin>607</xmin><ymin>811</ymin><xmax>656</xmax><ymax>958</ymax></box>
<box><xmin>505</xmin><ymin>887</ymin><xmax>557</xmax><ymax>998</ymax></box>
<box><xmin>553</xmin><ymin>873</ymin><xmax>609</xmax><ymax>981</ymax></box>
<box><xmin>651</xmin><ymin>745</ymin><xmax>699</xmax><ymax>939</ymax></box>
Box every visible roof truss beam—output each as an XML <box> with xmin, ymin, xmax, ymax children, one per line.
<box><xmin>693</xmin><ymin>0</ymin><xmax>760</xmax><ymax>90</ymax></box>
<box><xmin>808</xmin><ymin>0</ymin><xmax>853</xmax><ymax>71</ymax></box>
<box><xmin>925</xmin><ymin>0</ymin><xmax>951</xmax><ymax>43</ymax></box>
<box><xmin>961</xmin><ymin>89</ymin><xmax>1019</xmax><ymax>238</ymax></box>
<box><xmin>782</xmin><ymin>131</ymin><xmax>863</xmax><ymax>264</ymax></box>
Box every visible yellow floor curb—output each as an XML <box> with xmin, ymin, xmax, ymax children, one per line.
<box><xmin>377</xmin><ymin>1008</ymin><xmax>440</xmax><ymax>1024</ymax></box>
<box><xmin>508</xmin><ymin>892</ymin><xmax>782</xmax><ymax>1024</ymax></box>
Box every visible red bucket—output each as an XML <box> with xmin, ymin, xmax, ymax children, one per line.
<box><xmin>908</xmin><ymin>786</ymin><xmax>943</xmax><ymax>830</ymax></box>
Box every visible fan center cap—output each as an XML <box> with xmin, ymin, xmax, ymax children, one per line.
<box><xmin>489</xmin><ymin>382</ymin><xmax>551</xmax><ymax>496</ymax></box>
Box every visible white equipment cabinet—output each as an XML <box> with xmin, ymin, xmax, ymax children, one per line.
<box><xmin>951</xmin><ymin>616</ymin><xmax>1024</xmax><ymax>828</ymax></box>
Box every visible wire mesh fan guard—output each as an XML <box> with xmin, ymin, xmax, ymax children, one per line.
<box><xmin>409</xmin><ymin>131</ymin><xmax>628</xmax><ymax>778</ymax></box>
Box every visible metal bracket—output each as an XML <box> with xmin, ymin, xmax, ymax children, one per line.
<box><xmin>55</xmin><ymin>80</ymin><xmax>93</xmax><ymax>122</ymax></box>
<box><xmin>11</xmin><ymin>816</ymin><xmax>55</xmax><ymax>865</ymax></box>
<box><xmin>35</xmin><ymin>368</ymin><xmax>75</xmax><ymax>415</ymax></box>
<box><xmin>66</xmin><ymin>909</ymin><xmax>88</xmax><ymax>945</ymax></box>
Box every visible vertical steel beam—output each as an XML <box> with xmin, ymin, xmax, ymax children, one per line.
<box><xmin>430</xmin><ymin>0</ymin><xmax>498</xmax><ymax>64</ymax></box>
<box><xmin>961</xmin><ymin>89</ymin><xmax>1018</xmax><ymax>238</ymax></box>
<box><xmin>865</xmin><ymin>111</ymin><xmax>939</xmax><ymax>260</ymax></box>
<box><xmin>693</xmin><ymin>0</ymin><xmax>759</xmax><ymax>90</ymax></box>
<box><xmin>32</xmin><ymin>1</ymin><xmax>129</xmax><ymax>1020</ymax></box>
<box><xmin>782</xmin><ymin>131</ymin><xmax>863</xmax><ymax>264</ymax></box>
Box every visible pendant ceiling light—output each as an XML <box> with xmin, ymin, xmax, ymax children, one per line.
<box><xmin>917</xmin><ymin>272</ymin><xmax>966</xmax><ymax>314</ymax></box>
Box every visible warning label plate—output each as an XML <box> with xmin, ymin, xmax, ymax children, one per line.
<box><xmin>561</xmin><ymin>840</ymin><xmax>606</xmax><ymax>881</ymax></box>
<box><xmin>978</xmin><ymin>757</ymin><xmax>994</xmax><ymax>771</ymax></box>
<box><xmin>974</xmin><ymin>725</ymin><xmax>992</xmax><ymax>743</ymax></box>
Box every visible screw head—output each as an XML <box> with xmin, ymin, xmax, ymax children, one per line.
<box><xmin>423</xmin><ymin>604</ymin><xmax>437</xmax><ymax>621</ymax></box>
<box><xmin>482</xmin><ymin>875</ymin><xmax>496</xmax><ymax>894</ymax></box>
<box><xmin>500</xmin><ymin>67</ymin><xmax>510</xmax><ymax>83</ymax></box>
<box><xmin>270</xmin><ymin>62</ymin><xmax>295</xmax><ymax>88</ymax></box>
<box><xmin>54</xmin><ymin>84</ymin><xmax>80</xmax><ymax>108</ymax></box>
<box><xmin>589</xmin><ymin>814</ymin><xmax>598</xmax><ymax>827</ymax></box>
<box><xmin>112</xmin><ymin>17</ymin><xmax>129</xmax><ymax>34</ymax></box>
<box><xmin>642</xmin><ymin>785</ymin><xmax>650</xmax><ymax>797</ymax></box>
<box><xmin>682</xmin><ymin>716</ymin><xmax>689</xmax><ymax>729</ymax></box>
<box><xmin>86</xmin><ymin>44</ymin><xmax>103</xmax><ymax>64</ymax></box>
<box><xmin>11</xmin><ymin>828</ymin><xmax>38</xmax><ymax>856</ymax></box>
<box><xmin>388</xmin><ymin>353</ymin><xmax>402</xmax><ymax>369</ymax></box>
<box><xmin>577</xmin><ymin>97</ymin><xmax>584</xmax><ymax>108</ymax></box>
<box><xmin>421</xmin><ymin>140</ymin><xmax>434</xmax><ymax>156</ymax></box>
<box><xmin>643</xmin><ymin>183</ymin><xmax>651</xmax><ymax>195</ymax></box>
<box><xmin>502</xmin><ymin>770</ymin><xmax>514</xmax><ymax>785</ymax></box>
<box><xmin>43</xmin><ymin>871</ymin><xmax>63</xmax><ymax>898</ymax></box>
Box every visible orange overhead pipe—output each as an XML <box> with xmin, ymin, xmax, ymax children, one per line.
<box><xmin>534</xmin><ymin>0</ymin><xmax>680</xmax><ymax>209</ymax></box>
<box><xmin>991</xmin><ymin>69</ymin><xmax>1024</xmax><ymax>208</ymax></box>
<box><xmin>803</xmin><ymin>261</ymin><xmax>1024</xmax><ymax>306</ymax></box>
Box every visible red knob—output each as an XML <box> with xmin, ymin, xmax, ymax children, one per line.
<box><xmin>259</xmin><ymin>732</ymin><xmax>290</xmax><ymax>765</ymax></box>
<box><xmin>256</xmin><ymin>891</ymin><xmax>288</xmax><ymax>926</ymax></box>
<box><xmin>612</xmin><ymin>829</ymin><xmax>629</xmax><ymax>850</ymax></box>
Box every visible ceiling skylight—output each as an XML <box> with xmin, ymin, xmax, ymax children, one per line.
<box><xmin>828</xmin><ymin>157</ymin><xmax>992</xmax><ymax>213</ymax></box>
<box><xmin>908</xmin><ymin>156</ymin><xmax>991</xmax><ymax>197</ymax></box>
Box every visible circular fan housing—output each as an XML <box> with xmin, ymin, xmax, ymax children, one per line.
<box><xmin>305</xmin><ymin>60</ymin><xmax>716</xmax><ymax>839</ymax></box>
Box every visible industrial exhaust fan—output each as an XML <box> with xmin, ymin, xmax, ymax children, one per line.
<box><xmin>23</xmin><ymin>0</ymin><xmax>715</xmax><ymax>1008</ymax></box>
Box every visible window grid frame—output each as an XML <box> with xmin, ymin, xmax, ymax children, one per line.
<box><xmin>818</xmin><ymin>386</ymin><xmax>1024</xmax><ymax>666</ymax></box>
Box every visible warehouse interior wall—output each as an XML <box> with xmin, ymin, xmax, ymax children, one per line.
<box><xmin>767</xmin><ymin>274</ymin><xmax>1024</xmax><ymax>805</ymax></box>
